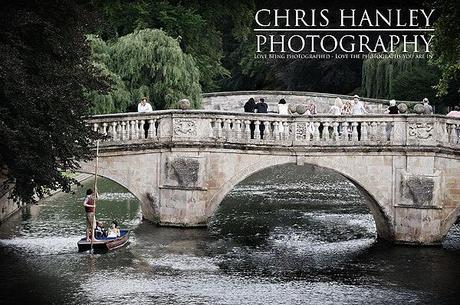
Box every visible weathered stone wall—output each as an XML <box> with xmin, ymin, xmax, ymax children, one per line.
<box><xmin>80</xmin><ymin>148</ymin><xmax>460</xmax><ymax>245</ymax></box>
<box><xmin>0</xmin><ymin>174</ymin><xmax>24</xmax><ymax>224</ymax></box>
<box><xmin>0</xmin><ymin>188</ymin><xmax>23</xmax><ymax>224</ymax></box>
<box><xmin>202</xmin><ymin>90</ymin><xmax>416</xmax><ymax>114</ymax></box>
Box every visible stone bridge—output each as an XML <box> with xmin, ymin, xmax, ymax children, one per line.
<box><xmin>80</xmin><ymin>110</ymin><xmax>460</xmax><ymax>245</ymax></box>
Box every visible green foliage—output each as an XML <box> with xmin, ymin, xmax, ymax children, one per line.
<box><xmin>362</xmin><ymin>45</ymin><xmax>439</xmax><ymax>102</ymax></box>
<box><xmin>390</xmin><ymin>66</ymin><xmax>439</xmax><ymax>102</ymax></box>
<box><xmin>86</xmin><ymin>35</ymin><xmax>131</xmax><ymax>114</ymax></box>
<box><xmin>430</xmin><ymin>0</ymin><xmax>460</xmax><ymax>96</ymax></box>
<box><xmin>0</xmin><ymin>0</ymin><xmax>107</xmax><ymax>203</ymax></box>
<box><xmin>93</xmin><ymin>0</ymin><xmax>233</xmax><ymax>92</ymax></box>
<box><xmin>88</xmin><ymin>29</ymin><xmax>201</xmax><ymax>112</ymax></box>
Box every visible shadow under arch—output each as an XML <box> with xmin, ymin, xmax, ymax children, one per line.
<box><xmin>74</xmin><ymin>170</ymin><xmax>143</xmax><ymax>206</ymax></box>
<box><xmin>208</xmin><ymin>162</ymin><xmax>394</xmax><ymax>241</ymax></box>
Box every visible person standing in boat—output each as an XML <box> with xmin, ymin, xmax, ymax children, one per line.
<box><xmin>83</xmin><ymin>189</ymin><xmax>96</xmax><ymax>241</ymax></box>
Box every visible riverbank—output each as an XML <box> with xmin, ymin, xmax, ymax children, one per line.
<box><xmin>0</xmin><ymin>173</ymin><xmax>93</xmax><ymax>224</ymax></box>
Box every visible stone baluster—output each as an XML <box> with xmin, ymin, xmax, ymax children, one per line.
<box><xmin>125</xmin><ymin>120</ymin><xmax>131</xmax><ymax>140</ymax></box>
<box><xmin>283</xmin><ymin>122</ymin><xmax>289</xmax><ymax>140</ymax></box>
<box><xmin>130</xmin><ymin>120</ymin><xmax>136</xmax><ymax>140</ymax></box>
<box><xmin>111</xmin><ymin>122</ymin><xmax>118</xmax><ymax>141</ymax></box>
<box><xmin>215</xmin><ymin>119</ymin><xmax>223</xmax><ymax>138</ymax></box>
<box><xmin>102</xmin><ymin>122</ymin><xmax>108</xmax><ymax>136</ymax></box>
<box><xmin>361</xmin><ymin>122</ymin><xmax>368</xmax><ymax>142</ymax></box>
<box><xmin>224</xmin><ymin>119</ymin><xmax>232</xmax><ymax>139</ymax></box>
<box><xmin>93</xmin><ymin>123</ymin><xmax>99</xmax><ymax>133</ymax></box>
<box><xmin>351</xmin><ymin>122</ymin><xmax>359</xmax><ymax>142</ymax></box>
<box><xmin>263</xmin><ymin>121</ymin><xmax>270</xmax><ymax>140</ymax></box>
<box><xmin>148</xmin><ymin>119</ymin><xmax>156</xmax><ymax>139</ymax></box>
<box><xmin>370</xmin><ymin>122</ymin><xmax>378</xmax><ymax>141</ymax></box>
<box><xmin>342</xmin><ymin>122</ymin><xmax>349</xmax><ymax>142</ymax></box>
<box><xmin>450</xmin><ymin>124</ymin><xmax>458</xmax><ymax>144</ymax></box>
<box><xmin>138</xmin><ymin>120</ymin><xmax>144</xmax><ymax>139</ymax></box>
<box><xmin>120</xmin><ymin>122</ymin><xmax>126</xmax><ymax>141</ymax></box>
<box><xmin>254</xmin><ymin>121</ymin><xmax>261</xmax><ymax>140</ymax></box>
<box><xmin>380</xmin><ymin>122</ymin><xmax>388</xmax><ymax>141</ymax></box>
<box><xmin>332</xmin><ymin>122</ymin><xmax>339</xmax><ymax>142</ymax></box>
<box><xmin>244</xmin><ymin>120</ymin><xmax>251</xmax><ymax>140</ymax></box>
<box><xmin>235</xmin><ymin>120</ymin><xmax>242</xmax><ymax>140</ymax></box>
<box><xmin>323</xmin><ymin>122</ymin><xmax>330</xmax><ymax>142</ymax></box>
<box><xmin>313</xmin><ymin>122</ymin><xmax>320</xmax><ymax>142</ymax></box>
<box><xmin>273</xmin><ymin>122</ymin><xmax>280</xmax><ymax>140</ymax></box>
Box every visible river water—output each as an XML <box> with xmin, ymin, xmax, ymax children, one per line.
<box><xmin>0</xmin><ymin>164</ymin><xmax>459</xmax><ymax>305</ymax></box>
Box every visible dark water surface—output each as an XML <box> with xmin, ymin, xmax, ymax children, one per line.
<box><xmin>1</xmin><ymin>164</ymin><xmax>459</xmax><ymax>305</ymax></box>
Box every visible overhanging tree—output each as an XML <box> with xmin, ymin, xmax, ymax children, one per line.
<box><xmin>90</xmin><ymin>29</ymin><xmax>202</xmax><ymax>112</ymax></box>
<box><xmin>0</xmin><ymin>0</ymin><xmax>107</xmax><ymax>202</ymax></box>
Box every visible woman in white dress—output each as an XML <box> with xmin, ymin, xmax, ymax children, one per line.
<box><xmin>329</xmin><ymin>97</ymin><xmax>343</xmax><ymax>115</ymax></box>
<box><xmin>107</xmin><ymin>221</ymin><xmax>120</xmax><ymax>238</ymax></box>
<box><xmin>277</xmin><ymin>99</ymin><xmax>289</xmax><ymax>134</ymax></box>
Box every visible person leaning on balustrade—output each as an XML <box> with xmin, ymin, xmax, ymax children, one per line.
<box><xmin>329</xmin><ymin>98</ymin><xmax>343</xmax><ymax>115</ymax></box>
<box><xmin>138</xmin><ymin>97</ymin><xmax>153</xmax><ymax>138</ymax></box>
<box><xmin>244</xmin><ymin>97</ymin><xmax>256</xmax><ymax>113</ymax></box>
<box><xmin>423</xmin><ymin>98</ymin><xmax>433</xmax><ymax>114</ymax></box>
<box><xmin>342</xmin><ymin>99</ymin><xmax>352</xmax><ymax>115</ymax></box>
<box><xmin>329</xmin><ymin>97</ymin><xmax>344</xmax><ymax>136</ymax></box>
<box><xmin>307</xmin><ymin>100</ymin><xmax>317</xmax><ymax>115</ymax></box>
<box><xmin>351</xmin><ymin>95</ymin><xmax>368</xmax><ymax>115</ymax></box>
<box><xmin>255</xmin><ymin>98</ymin><xmax>268</xmax><ymax>139</ymax></box>
<box><xmin>385</xmin><ymin>99</ymin><xmax>399</xmax><ymax>140</ymax></box>
<box><xmin>351</xmin><ymin>95</ymin><xmax>367</xmax><ymax>141</ymax></box>
<box><xmin>386</xmin><ymin>99</ymin><xmax>399</xmax><ymax>114</ymax></box>
<box><xmin>447</xmin><ymin>105</ymin><xmax>460</xmax><ymax>141</ymax></box>
<box><xmin>244</xmin><ymin>98</ymin><xmax>256</xmax><ymax>139</ymax></box>
<box><xmin>278</xmin><ymin>99</ymin><xmax>289</xmax><ymax>115</ymax></box>
<box><xmin>138</xmin><ymin>96</ymin><xmax>153</xmax><ymax>112</ymax></box>
<box><xmin>277</xmin><ymin>99</ymin><xmax>290</xmax><ymax>134</ymax></box>
<box><xmin>447</xmin><ymin>105</ymin><xmax>460</xmax><ymax>118</ymax></box>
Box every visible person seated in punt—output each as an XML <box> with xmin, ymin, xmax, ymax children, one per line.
<box><xmin>107</xmin><ymin>221</ymin><xmax>121</xmax><ymax>238</ymax></box>
<box><xmin>95</xmin><ymin>221</ymin><xmax>107</xmax><ymax>239</ymax></box>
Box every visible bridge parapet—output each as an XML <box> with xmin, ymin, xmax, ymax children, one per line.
<box><xmin>87</xmin><ymin>111</ymin><xmax>460</xmax><ymax>150</ymax></box>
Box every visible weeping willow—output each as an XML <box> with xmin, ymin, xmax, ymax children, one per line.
<box><xmin>87</xmin><ymin>29</ymin><xmax>201</xmax><ymax>114</ymax></box>
<box><xmin>361</xmin><ymin>45</ymin><xmax>430</xmax><ymax>99</ymax></box>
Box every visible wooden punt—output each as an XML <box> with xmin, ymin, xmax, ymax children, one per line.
<box><xmin>77</xmin><ymin>229</ymin><xmax>130</xmax><ymax>253</ymax></box>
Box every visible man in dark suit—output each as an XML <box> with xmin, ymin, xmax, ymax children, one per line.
<box><xmin>255</xmin><ymin>98</ymin><xmax>268</xmax><ymax>139</ymax></box>
<box><xmin>255</xmin><ymin>98</ymin><xmax>268</xmax><ymax>113</ymax></box>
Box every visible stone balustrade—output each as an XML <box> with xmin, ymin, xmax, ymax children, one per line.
<box><xmin>87</xmin><ymin>111</ymin><xmax>460</xmax><ymax>150</ymax></box>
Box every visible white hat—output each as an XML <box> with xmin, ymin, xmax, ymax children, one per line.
<box><xmin>353</xmin><ymin>95</ymin><xmax>359</xmax><ymax>99</ymax></box>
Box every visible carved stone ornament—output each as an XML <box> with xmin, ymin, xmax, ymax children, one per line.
<box><xmin>408</xmin><ymin>123</ymin><xmax>433</xmax><ymax>139</ymax></box>
<box><xmin>294</xmin><ymin>123</ymin><xmax>307</xmax><ymax>140</ymax></box>
<box><xmin>173</xmin><ymin>119</ymin><xmax>197</xmax><ymax>136</ymax></box>
<box><xmin>168</xmin><ymin>158</ymin><xmax>199</xmax><ymax>187</ymax></box>
<box><xmin>401</xmin><ymin>176</ymin><xmax>434</xmax><ymax>206</ymax></box>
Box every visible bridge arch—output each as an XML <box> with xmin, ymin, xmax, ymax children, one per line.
<box><xmin>77</xmin><ymin>156</ymin><xmax>160</xmax><ymax>223</ymax></box>
<box><xmin>207</xmin><ymin>158</ymin><xmax>393</xmax><ymax>240</ymax></box>
<box><xmin>75</xmin><ymin>170</ymin><xmax>143</xmax><ymax>204</ymax></box>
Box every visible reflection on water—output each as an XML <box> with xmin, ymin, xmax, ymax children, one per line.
<box><xmin>0</xmin><ymin>165</ymin><xmax>459</xmax><ymax>305</ymax></box>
